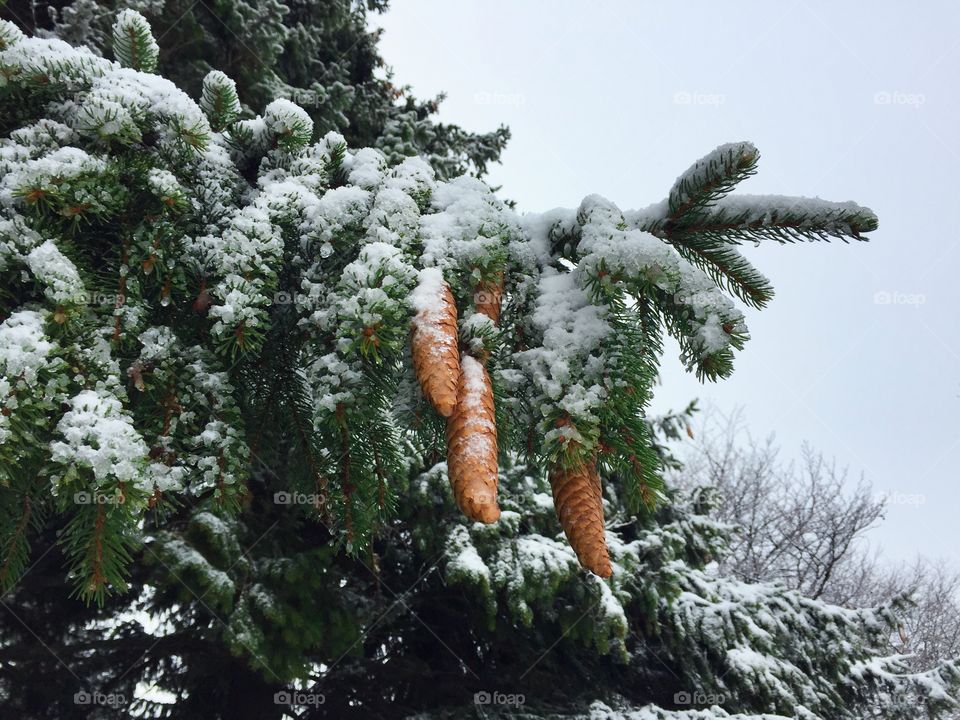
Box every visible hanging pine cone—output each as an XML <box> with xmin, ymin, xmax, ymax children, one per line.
<box><xmin>474</xmin><ymin>272</ymin><xmax>504</xmax><ymax>324</ymax></box>
<box><xmin>410</xmin><ymin>271</ymin><xmax>460</xmax><ymax>417</ymax></box>
<box><xmin>192</xmin><ymin>278</ymin><xmax>212</xmax><ymax>314</ymax></box>
<box><xmin>446</xmin><ymin>354</ymin><xmax>500</xmax><ymax>523</ymax></box>
<box><xmin>550</xmin><ymin>457</ymin><xmax>612</xmax><ymax>577</ymax></box>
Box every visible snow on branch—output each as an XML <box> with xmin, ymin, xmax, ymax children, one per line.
<box><xmin>111</xmin><ymin>9</ymin><xmax>159</xmax><ymax>73</ymax></box>
<box><xmin>667</xmin><ymin>141</ymin><xmax>759</xmax><ymax>223</ymax></box>
<box><xmin>676</xmin><ymin>194</ymin><xmax>879</xmax><ymax>243</ymax></box>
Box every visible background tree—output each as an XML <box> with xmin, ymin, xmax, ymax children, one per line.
<box><xmin>679</xmin><ymin>410</ymin><xmax>886</xmax><ymax>601</ymax></box>
<box><xmin>682</xmin><ymin>410</ymin><xmax>960</xmax><ymax>702</ymax></box>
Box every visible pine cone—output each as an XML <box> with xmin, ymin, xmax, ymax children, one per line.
<box><xmin>550</xmin><ymin>458</ymin><xmax>612</xmax><ymax>577</ymax></box>
<box><xmin>446</xmin><ymin>354</ymin><xmax>500</xmax><ymax>523</ymax></box>
<box><xmin>474</xmin><ymin>272</ymin><xmax>504</xmax><ymax>324</ymax></box>
<box><xmin>411</xmin><ymin>273</ymin><xmax>460</xmax><ymax>417</ymax></box>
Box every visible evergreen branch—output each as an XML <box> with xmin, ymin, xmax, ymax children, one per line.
<box><xmin>668</xmin><ymin>194</ymin><xmax>879</xmax><ymax>243</ymax></box>
<box><xmin>648</xmin><ymin>286</ymin><xmax>747</xmax><ymax>382</ymax></box>
<box><xmin>667</xmin><ymin>142</ymin><xmax>759</xmax><ymax>223</ymax></box>
<box><xmin>61</xmin><ymin>493</ymin><xmax>140</xmax><ymax>605</ymax></box>
<box><xmin>264</xmin><ymin>99</ymin><xmax>314</xmax><ymax>152</ymax></box>
<box><xmin>661</xmin><ymin>237</ymin><xmax>774</xmax><ymax>309</ymax></box>
<box><xmin>90</xmin><ymin>501</ymin><xmax>107</xmax><ymax>590</ymax></box>
<box><xmin>291</xmin><ymin>390</ymin><xmax>330</xmax><ymax>499</ymax></box>
<box><xmin>537</xmin><ymin>208</ymin><xmax>581</xmax><ymax>261</ymax></box>
<box><xmin>0</xmin><ymin>20</ymin><xmax>25</xmax><ymax>51</ymax></box>
<box><xmin>596</xmin><ymin>297</ymin><xmax>665</xmax><ymax>512</ymax></box>
<box><xmin>200</xmin><ymin>71</ymin><xmax>241</xmax><ymax>132</ymax></box>
<box><xmin>111</xmin><ymin>10</ymin><xmax>159</xmax><ymax>73</ymax></box>
<box><xmin>324</xmin><ymin>139</ymin><xmax>349</xmax><ymax>188</ymax></box>
<box><xmin>336</xmin><ymin>403</ymin><xmax>354</xmax><ymax>542</ymax></box>
<box><xmin>0</xmin><ymin>492</ymin><xmax>36</xmax><ymax>591</ymax></box>
<box><xmin>112</xmin><ymin>238</ymin><xmax>129</xmax><ymax>342</ymax></box>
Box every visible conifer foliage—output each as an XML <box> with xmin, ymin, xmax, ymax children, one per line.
<box><xmin>0</xmin><ymin>0</ymin><xmax>510</xmax><ymax>179</ymax></box>
<box><xmin>0</xmin><ymin>11</ymin><xmax>881</xmax><ymax>597</ymax></box>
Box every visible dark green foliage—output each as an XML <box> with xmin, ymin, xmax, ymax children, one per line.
<box><xmin>111</xmin><ymin>8</ymin><xmax>158</xmax><ymax>72</ymax></box>
<box><xmin>0</xmin><ymin>0</ymin><xmax>509</xmax><ymax>179</ymax></box>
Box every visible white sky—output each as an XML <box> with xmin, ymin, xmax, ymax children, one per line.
<box><xmin>375</xmin><ymin>1</ymin><xmax>960</xmax><ymax>566</ymax></box>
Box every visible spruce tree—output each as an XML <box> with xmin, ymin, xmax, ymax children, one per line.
<box><xmin>0</xmin><ymin>7</ymin><xmax>957</xmax><ymax>720</ymax></box>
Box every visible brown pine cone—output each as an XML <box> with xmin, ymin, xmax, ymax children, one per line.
<box><xmin>410</xmin><ymin>271</ymin><xmax>460</xmax><ymax>417</ymax></box>
<box><xmin>550</xmin><ymin>458</ymin><xmax>612</xmax><ymax>577</ymax></box>
<box><xmin>474</xmin><ymin>272</ymin><xmax>504</xmax><ymax>325</ymax></box>
<box><xmin>445</xmin><ymin>354</ymin><xmax>500</xmax><ymax>523</ymax></box>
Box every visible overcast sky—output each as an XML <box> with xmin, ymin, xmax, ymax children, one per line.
<box><xmin>375</xmin><ymin>1</ymin><xmax>960</xmax><ymax>566</ymax></box>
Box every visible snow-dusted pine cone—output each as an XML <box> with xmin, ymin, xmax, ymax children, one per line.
<box><xmin>550</xmin><ymin>458</ymin><xmax>612</xmax><ymax>577</ymax></box>
<box><xmin>445</xmin><ymin>355</ymin><xmax>500</xmax><ymax>523</ymax></box>
<box><xmin>410</xmin><ymin>269</ymin><xmax>460</xmax><ymax>417</ymax></box>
